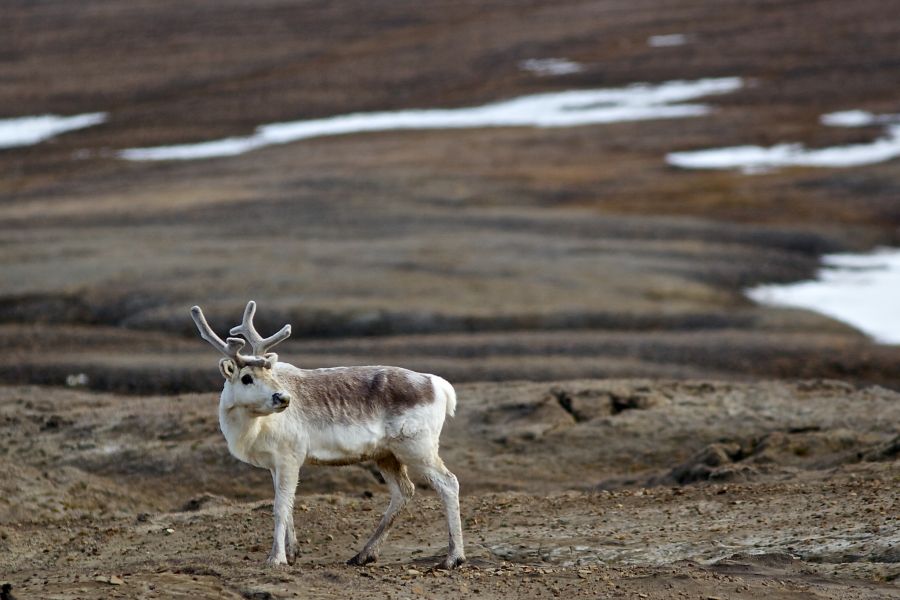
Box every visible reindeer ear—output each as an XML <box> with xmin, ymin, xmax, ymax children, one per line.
<box><xmin>219</xmin><ymin>358</ymin><xmax>238</xmax><ymax>380</ymax></box>
<box><xmin>263</xmin><ymin>353</ymin><xmax>278</xmax><ymax>368</ymax></box>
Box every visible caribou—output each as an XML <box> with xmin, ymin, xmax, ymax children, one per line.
<box><xmin>190</xmin><ymin>301</ymin><xmax>465</xmax><ymax>569</ymax></box>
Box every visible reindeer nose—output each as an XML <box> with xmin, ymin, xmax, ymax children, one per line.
<box><xmin>272</xmin><ymin>392</ymin><xmax>291</xmax><ymax>407</ymax></box>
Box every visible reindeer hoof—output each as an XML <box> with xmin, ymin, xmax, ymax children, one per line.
<box><xmin>266</xmin><ymin>555</ymin><xmax>289</xmax><ymax>568</ymax></box>
<box><xmin>436</xmin><ymin>555</ymin><xmax>466</xmax><ymax>570</ymax></box>
<box><xmin>347</xmin><ymin>553</ymin><xmax>377</xmax><ymax>566</ymax></box>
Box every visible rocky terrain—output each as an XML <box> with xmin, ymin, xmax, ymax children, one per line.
<box><xmin>1</xmin><ymin>379</ymin><xmax>899</xmax><ymax>599</ymax></box>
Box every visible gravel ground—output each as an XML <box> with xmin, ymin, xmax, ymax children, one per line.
<box><xmin>1</xmin><ymin>380</ymin><xmax>898</xmax><ymax>598</ymax></box>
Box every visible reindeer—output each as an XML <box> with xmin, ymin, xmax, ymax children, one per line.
<box><xmin>190</xmin><ymin>301</ymin><xmax>465</xmax><ymax>569</ymax></box>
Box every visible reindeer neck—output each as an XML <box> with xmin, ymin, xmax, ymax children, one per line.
<box><xmin>218</xmin><ymin>390</ymin><xmax>278</xmax><ymax>467</ymax></box>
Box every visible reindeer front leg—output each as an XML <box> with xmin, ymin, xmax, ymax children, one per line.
<box><xmin>284</xmin><ymin>501</ymin><xmax>298</xmax><ymax>565</ymax></box>
<box><xmin>267</xmin><ymin>462</ymin><xmax>300</xmax><ymax>566</ymax></box>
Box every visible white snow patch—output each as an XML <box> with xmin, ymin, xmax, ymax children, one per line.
<box><xmin>820</xmin><ymin>109</ymin><xmax>900</xmax><ymax>128</ymax></box>
<box><xmin>65</xmin><ymin>373</ymin><xmax>89</xmax><ymax>387</ymax></box>
<box><xmin>120</xmin><ymin>77</ymin><xmax>743</xmax><ymax>161</ymax></box>
<box><xmin>519</xmin><ymin>58</ymin><xmax>584</xmax><ymax>76</ymax></box>
<box><xmin>747</xmin><ymin>248</ymin><xmax>900</xmax><ymax>344</ymax></box>
<box><xmin>670</xmin><ymin>109</ymin><xmax>900</xmax><ymax>173</ymax></box>
<box><xmin>648</xmin><ymin>34</ymin><xmax>688</xmax><ymax>47</ymax></box>
<box><xmin>667</xmin><ymin>124</ymin><xmax>900</xmax><ymax>173</ymax></box>
<box><xmin>820</xmin><ymin>110</ymin><xmax>879</xmax><ymax>128</ymax></box>
<box><xmin>0</xmin><ymin>113</ymin><xmax>107</xmax><ymax>149</ymax></box>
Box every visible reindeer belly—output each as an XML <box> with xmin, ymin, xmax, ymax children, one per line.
<box><xmin>306</xmin><ymin>422</ymin><xmax>388</xmax><ymax>465</ymax></box>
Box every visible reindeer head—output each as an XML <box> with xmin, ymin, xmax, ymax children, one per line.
<box><xmin>191</xmin><ymin>301</ymin><xmax>293</xmax><ymax>415</ymax></box>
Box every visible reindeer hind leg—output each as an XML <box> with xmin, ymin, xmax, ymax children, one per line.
<box><xmin>347</xmin><ymin>455</ymin><xmax>415</xmax><ymax>566</ymax></box>
<box><xmin>414</xmin><ymin>455</ymin><xmax>465</xmax><ymax>570</ymax></box>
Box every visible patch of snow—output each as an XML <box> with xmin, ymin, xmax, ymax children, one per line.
<box><xmin>667</xmin><ymin>123</ymin><xmax>900</xmax><ymax>173</ymax></box>
<box><xmin>120</xmin><ymin>77</ymin><xmax>743</xmax><ymax>161</ymax></box>
<box><xmin>648</xmin><ymin>34</ymin><xmax>688</xmax><ymax>47</ymax></box>
<box><xmin>670</xmin><ymin>108</ymin><xmax>900</xmax><ymax>173</ymax></box>
<box><xmin>0</xmin><ymin>113</ymin><xmax>106</xmax><ymax>149</ymax></box>
<box><xmin>820</xmin><ymin>110</ymin><xmax>879</xmax><ymax>128</ymax></box>
<box><xmin>66</xmin><ymin>373</ymin><xmax>90</xmax><ymax>387</ymax></box>
<box><xmin>820</xmin><ymin>109</ymin><xmax>900</xmax><ymax>128</ymax></box>
<box><xmin>519</xmin><ymin>58</ymin><xmax>584</xmax><ymax>76</ymax></box>
<box><xmin>746</xmin><ymin>247</ymin><xmax>900</xmax><ymax>344</ymax></box>
<box><xmin>123</xmin><ymin>135</ymin><xmax>270</xmax><ymax>160</ymax></box>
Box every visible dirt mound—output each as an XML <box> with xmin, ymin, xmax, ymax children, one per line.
<box><xmin>639</xmin><ymin>427</ymin><xmax>890</xmax><ymax>486</ymax></box>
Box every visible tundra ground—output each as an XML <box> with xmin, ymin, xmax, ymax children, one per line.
<box><xmin>2</xmin><ymin>380</ymin><xmax>899</xmax><ymax>599</ymax></box>
<box><xmin>3</xmin><ymin>1</ymin><xmax>900</xmax><ymax>597</ymax></box>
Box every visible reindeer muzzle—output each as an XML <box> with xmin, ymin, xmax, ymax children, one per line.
<box><xmin>271</xmin><ymin>392</ymin><xmax>291</xmax><ymax>411</ymax></box>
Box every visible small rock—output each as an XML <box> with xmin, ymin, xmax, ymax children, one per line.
<box><xmin>407</xmin><ymin>568</ymin><xmax>422</xmax><ymax>576</ymax></box>
<box><xmin>109</xmin><ymin>576</ymin><xmax>124</xmax><ymax>586</ymax></box>
<box><xmin>164</xmin><ymin>528</ymin><xmax>175</xmax><ymax>535</ymax></box>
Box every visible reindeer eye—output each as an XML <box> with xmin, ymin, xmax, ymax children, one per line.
<box><xmin>241</xmin><ymin>374</ymin><xmax>253</xmax><ymax>385</ymax></box>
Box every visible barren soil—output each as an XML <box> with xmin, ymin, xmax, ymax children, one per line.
<box><xmin>2</xmin><ymin>380</ymin><xmax>899</xmax><ymax>599</ymax></box>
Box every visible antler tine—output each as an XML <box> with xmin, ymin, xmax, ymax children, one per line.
<box><xmin>229</xmin><ymin>301</ymin><xmax>263</xmax><ymax>348</ymax></box>
<box><xmin>229</xmin><ymin>300</ymin><xmax>292</xmax><ymax>355</ymax></box>
<box><xmin>191</xmin><ymin>305</ymin><xmax>249</xmax><ymax>362</ymax></box>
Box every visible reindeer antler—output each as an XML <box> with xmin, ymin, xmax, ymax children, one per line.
<box><xmin>190</xmin><ymin>305</ymin><xmax>270</xmax><ymax>367</ymax></box>
<box><xmin>229</xmin><ymin>300</ymin><xmax>292</xmax><ymax>355</ymax></box>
